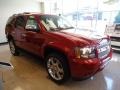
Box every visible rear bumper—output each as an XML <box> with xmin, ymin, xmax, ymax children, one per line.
<box><xmin>69</xmin><ymin>50</ymin><xmax>112</xmax><ymax>79</ymax></box>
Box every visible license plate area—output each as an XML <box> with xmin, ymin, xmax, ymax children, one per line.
<box><xmin>98</xmin><ymin>45</ymin><xmax>110</xmax><ymax>53</ymax></box>
<box><xmin>97</xmin><ymin>39</ymin><xmax>111</xmax><ymax>59</ymax></box>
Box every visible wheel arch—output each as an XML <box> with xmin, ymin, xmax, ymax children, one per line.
<box><xmin>44</xmin><ymin>46</ymin><xmax>71</xmax><ymax>75</ymax></box>
<box><xmin>7</xmin><ymin>35</ymin><xmax>13</xmax><ymax>41</ymax></box>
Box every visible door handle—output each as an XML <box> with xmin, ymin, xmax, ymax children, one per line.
<box><xmin>12</xmin><ymin>31</ymin><xmax>15</xmax><ymax>34</ymax></box>
<box><xmin>21</xmin><ymin>33</ymin><xmax>26</xmax><ymax>37</ymax></box>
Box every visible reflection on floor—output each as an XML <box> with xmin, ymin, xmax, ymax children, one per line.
<box><xmin>0</xmin><ymin>44</ymin><xmax>120</xmax><ymax>90</ymax></box>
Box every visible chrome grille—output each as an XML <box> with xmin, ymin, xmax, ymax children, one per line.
<box><xmin>97</xmin><ymin>39</ymin><xmax>110</xmax><ymax>59</ymax></box>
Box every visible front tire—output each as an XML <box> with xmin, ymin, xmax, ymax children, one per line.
<box><xmin>46</xmin><ymin>53</ymin><xmax>70</xmax><ymax>84</ymax></box>
<box><xmin>8</xmin><ymin>39</ymin><xmax>19</xmax><ymax>56</ymax></box>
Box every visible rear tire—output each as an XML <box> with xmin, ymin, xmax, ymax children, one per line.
<box><xmin>45</xmin><ymin>53</ymin><xmax>70</xmax><ymax>84</ymax></box>
<box><xmin>8</xmin><ymin>39</ymin><xmax>19</xmax><ymax>56</ymax></box>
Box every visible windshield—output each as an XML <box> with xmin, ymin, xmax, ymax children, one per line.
<box><xmin>40</xmin><ymin>15</ymin><xmax>73</xmax><ymax>31</ymax></box>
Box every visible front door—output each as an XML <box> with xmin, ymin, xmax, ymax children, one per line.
<box><xmin>24</xmin><ymin>16</ymin><xmax>43</xmax><ymax>55</ymax></box>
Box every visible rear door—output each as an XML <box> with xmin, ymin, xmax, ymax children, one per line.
<box><xmin>14</xmin><ymin>15</ymin><xmax>27</xmax><ymax>50</ymax></box>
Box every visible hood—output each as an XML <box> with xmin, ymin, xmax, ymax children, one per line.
<box><xmin>61</xmin><ymin>28</ymin><xmax>105</xmax><ymax>39</ymax></box>
<box><xmin>52</xmin><ymin>28</ymin><xmax>106</xmax><ymax>46</ymax></box>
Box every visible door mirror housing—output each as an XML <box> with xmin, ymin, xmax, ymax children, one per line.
<box><xmin>25</xmin><ymin>25</ymin><xmax>40</xmax><ymax>32</ymax></box>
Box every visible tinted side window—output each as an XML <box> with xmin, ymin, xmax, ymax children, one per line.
<box><xmin>7</xmin><ymin>16</ymin><xmax>15</xmax><ymax>25</ymax></box>
<box><xmin>15</xmin><ymin>16</ymin><xmax>25</xmax><ymax>28</ymax></box>
<box><xmin>25</xmin><ymin>16</ymin><xmax>39</xmax><ymax>31</ymax></box>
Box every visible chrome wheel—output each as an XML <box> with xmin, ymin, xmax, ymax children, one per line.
<box><xmin>47</xmin><ymin>57</ymin><xmax>64</xmax><ymax>80</ymax></box>
<box><xmin>9</xmin><ymin>40</ymin><xmax>15</xmax><ymax>54</ymax></box>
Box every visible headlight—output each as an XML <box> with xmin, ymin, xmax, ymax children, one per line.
<box><xmin>75</xmin><ymin>46</ymin><xmax>96</xmax><ymax>59</ymax></box>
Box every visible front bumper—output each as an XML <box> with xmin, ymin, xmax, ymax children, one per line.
<box><xmin>69</xmin><ymin>49</ymin><xmax>112</xmax><ymax>79</ymax></box>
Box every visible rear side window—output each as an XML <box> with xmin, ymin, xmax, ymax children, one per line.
<box><xmin>15</xmin><ymin>16</ymin><xmax>26</xmax><ymax>28</ymax></box>
<box><xmin>7</xmin><ymin>16</ymin><xmax>15</xmax><ymax>25</ymax></box>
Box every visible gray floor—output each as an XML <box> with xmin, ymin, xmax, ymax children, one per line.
<box><xmin>0</xmin><ymin>44</ymin><xmax>120</xmax><ymax>90</ymax></box>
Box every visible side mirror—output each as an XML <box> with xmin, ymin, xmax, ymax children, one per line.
<box><xmin>25</xmin><ymin>25</ymin><xmax>40</xmax><ymax>32</ymax></box>
<box><xmin>25</xmin><ymin>25</ymin><xmax>37</xmax><ymax>29</ymax></box>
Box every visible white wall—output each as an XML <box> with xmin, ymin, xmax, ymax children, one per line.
<box><xmin>0</xmin><ymin>0</ymin><xmax>40</xmax><ymax>43</ymax></box>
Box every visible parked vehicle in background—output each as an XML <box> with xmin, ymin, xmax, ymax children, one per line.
<box><xmin>5</xmin><ymin>12</ymin><xmax>112</xmax><ymax>83</ymax></box>
<box><xmin>105</xmin><ymin>23</ymin><xmax>120</xmax><ymax>50</ymax></box>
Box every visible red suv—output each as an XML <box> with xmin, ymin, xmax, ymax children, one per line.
<box><xmin>5</xmin><ymin>12</ymin><xmax>112</xmax><ymax>83</ymax></box>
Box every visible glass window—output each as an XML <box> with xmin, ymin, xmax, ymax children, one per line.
<box><xmin>7</xmin><ymin>16</ymin><xmax>15</xmax><ymax>25</ymax></box>
<box><xmin>25</xmin><ymin>16</ymin><xmax>39</xmax><ymax>31</ymax></box>
<box><xmin>15</xmin><ymin>16</ymin><xmax>25</xmax><ymax>28</ymax></box>
<box><xmin>40</xmin><ymin>15</ymin><xmax>73</xmax><ymax>31</ymax></box>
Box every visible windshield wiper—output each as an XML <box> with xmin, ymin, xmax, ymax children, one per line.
<box><xmin>49</xmin><ymin>27</ymin><xmax>61</xmax><ymax>31</ymax></box>
<box><xmin>64</xmin><ymin>27</ymin><xmax>74</xmax><ymax>29</ymax></box>
<box><xmin>50</xmin><ymin>27</ymin><xmax>64</xmax><ymax>31</ymax></box>
<box><xmin>49</xmin><ymin>27</ymin><xmax>74</xmax><ymax>31</ymax></box>
<box><xmin>56</xmin><ymin>27</ymin><xmax>74</xmax><ymax>30</ymax></box>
